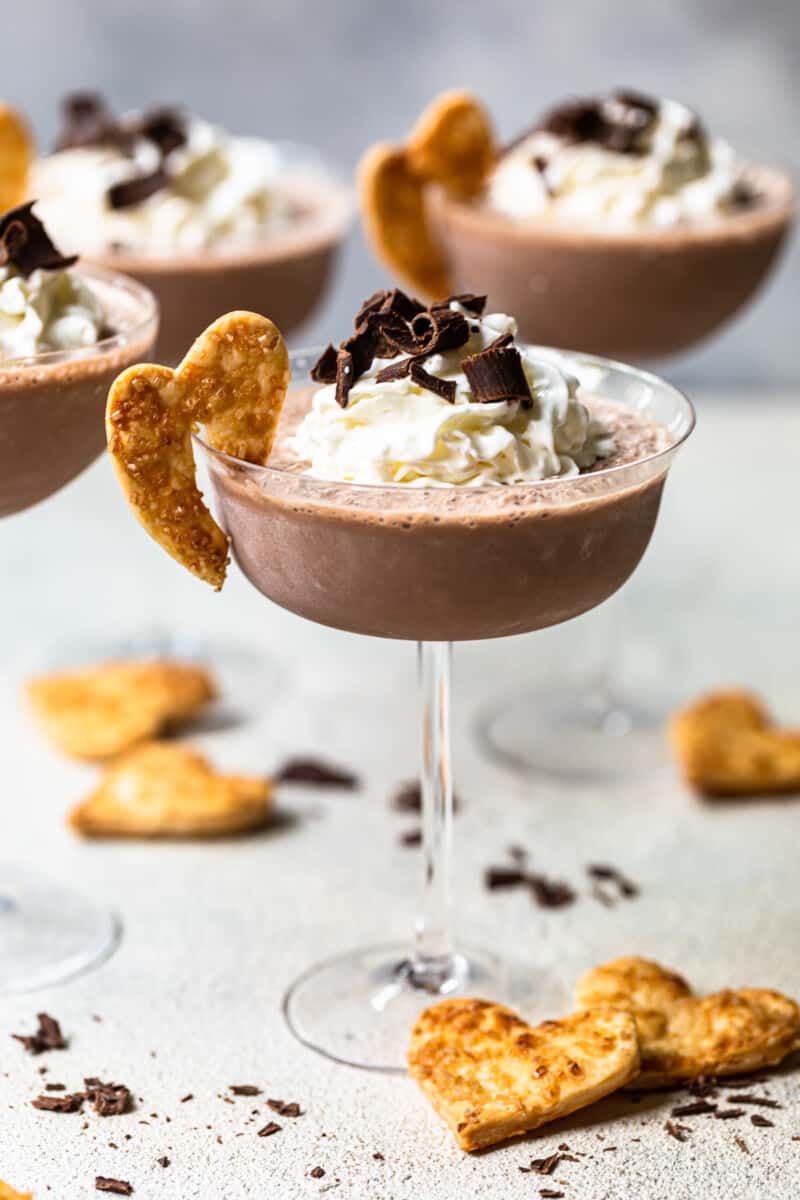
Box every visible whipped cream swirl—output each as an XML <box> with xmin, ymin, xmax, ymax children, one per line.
<box><xmin>488</xmin><ymin>94</ymin><xmax>742</xmax><ymax>229</ymax></box>
<box><xmin>0</xmin><ymin>264</ymin><xmax>103</xmax><ymax>360</ymax></box>
<box><xmin>293</xmin><ymin>306</ymin><xmax>613</xmax><ymax>486</ymax></box>
<box><xmin>32</xmin><ymin>114</ymin><xmax>294</xmax><ymax>257</ymax></box>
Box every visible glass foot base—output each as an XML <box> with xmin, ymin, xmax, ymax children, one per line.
<box><xmin>477</xmin><ymin>684</ymin><xmax>670</xmax><ymax>782</ymax></box>
<box><xmin>0</xmin><ymin>868</ymin><xmax>121</xmax><ymax>993</ymax></box>
<box><xmin>283</xmin><ymin>941</ymin><xmax>566</xmax><ymax>1072</ymax></box>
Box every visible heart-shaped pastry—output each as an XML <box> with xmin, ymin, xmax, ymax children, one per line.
<box><xmin>106</xmin><ymin>311</ymin><xmax>290</xmax><ymax>590</ymax></box>
<box><xmin>408</xmin><ymin>997</ymin><xmax>638</xmax><ymax>1151</ymax></box>
<box><xmin>407</xmin><ymin>89</ymin><xmax>496</xmax><ymax>198</ymax></box>
<box><xmin>575</xmin><ymin>956</ymin><xmax>800</xmax><ymax>1088</ymax></box>
<box><xmin>69</xmin><ymin>741</ymin><xmax>272</xmax><ymax>839</ymax></box>
<box><xmin>670</xmin><ymin>689</ymin><xmax>800</xmax><ymax>796</ymax></box>
<box><xmin>27</xmin><ymin>659</ymin><xmax>215</xmax><ymax>760</ymax></box>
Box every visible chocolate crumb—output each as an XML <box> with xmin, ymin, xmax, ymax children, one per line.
<box><xmin>373</xmin><ymin>1152</ymin><xmax>384</xmax><ymax>1161</ymax></box>
<box><xmin>32</xmin><ymin>1092</ymin><xmax>85</xmax><ymax>1113</ymax></box>
<box><xmin>751</xmin><ymin>1114</ymin><xmax>774</xmax><ymax>1127</ymax></box>
<box><xmin>230</xmin><ymin>1085</ymin><xmax>262</xmax><ymax>1096</ymax></box>
<box><xmin>84</xmin><ymin>1078</ymin><xmax>131</xmax><ymax>1117</ymax></box>
<box><xmin>391</xmin><ymin>781</ymin><xmax>461</xmax><ymax>814</ymax></box>
<box><xmin>95</xmin><ymin>1178</ymin><xmax>133</xmax><ymax>1195</ymax></box>
<box><xmin>258</xmin><ymin>1121</ymin><xmax>282</xmax><ymax>1137</ymax></box>
<box><xmin>539</xmin><ymin>1191</ymin><xmax>564</xmax><ymax>1199</ymax></box>
<box><xmin>528</xmin><ymin>873</ymin><xmax>576</xmax><ymax>909</ymax></box>
<box><xmin>665</xmin><ymin>1120</ymin><xmax>690</xmax><ymax>1142</ymax></box>
<box><xmin>12</xmin><ymin>1011</ymin><xmax>67</xmax><ymax>1054</ymax></box>
<box><xmin>734</xmin><ymin>1135</ymin><xmax>750</xmax><ymax>1154</ymax></box>
<box><xmin>525</xmin><ymin>1153</ymin><xmax>561</xmax><ymax>1175</ymax></box>
<box><xmin>274</xmin><ymin>758</ymin><xmax>359</xmax><ymax>788</ymax></box>
<box><xmin>671</xmin><ymin>1100</ymin><xmax>717</xmax><ymax>1117</ymax></box>
<box><xmin>310</xmin><ymin>1167</ymin><xmax>325</xmax><ymax>1179</ymax></box>
<box><xmin>45</xmin><ymin>1083</ymin><xmax>67</xmax><ymax>1092</ymax></box>
<box><xmin>485</xmin><ymin>866</ymin><xmax>528</xmax><ymax>890</ymax></box>
<box><xmin>586</xmin><ymin>863</ymin><xmax>639</xmax><ymax>897</ymax></box>
<box><xmin>157</xmin><ymin>1156</ymin><xmax>170</xmax><ymax>1168</ymax></box>
<box><xmin>266</xmin><ymin>1099</ymin><xmax>302</xmax><ymax>1117</ymax></box>
<box><xmin>508</xmin><ymin>845</ymin><xmax>528</xmax><ymax>864</ymax></box>
<box><xmin>400</xmin><ymin>828</ymin><xmax>423</xmax><ymax>847</ymax></box>
<box><xmin>180</xmin><ymin>1094</ymin><xmax>193</xmax><ymax>1103</ymax></box>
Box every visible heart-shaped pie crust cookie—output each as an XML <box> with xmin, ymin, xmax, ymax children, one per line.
<box><xmin>670</xmin><ymin>689</ymin><xmax>800</xmax><ymax>796</ymax></box>
<box><xmin>408</xmin><ymin>997</ymin><xmax>638</xmax><ymax>1151</ymax></box>
<box><xmin>575</xmin><ymin>956</ymin><xmax>800</xmax><ymax>1088</ymax></box>
<box><xmin>106</xmin><ymin>311</ymin><xmax>290</xmax><ymax>590</ymax></box>
<box><xmin>407</xmin><ymin>89</ymin><xmax>496</xmax><ymax>198</ymax></box>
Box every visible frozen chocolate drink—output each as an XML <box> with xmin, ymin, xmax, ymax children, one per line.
<box><xmin>106</xmin><ymin>289</ymin><xmax>693</xmax><ymax>1070</ymax></box>
<box><xmin>360</xmin><ymin>89</ymin><xmax>794</xmax><ymax>360</ymax></box>
<box><xmin>33</xmin><ymin>95</ymin><xmax>350</xmax><ymax>362</ymax></box>
<box><xmin>0</xmin><ymin>202</ymin><xmax>157</xmax><ymax>517</ymax></box>
<box><xmin>200</xmin><ymin>291</ymin><xmax>689</xmax><ymax>641</ymax></box>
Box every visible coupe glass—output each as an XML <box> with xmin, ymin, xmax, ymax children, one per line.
<box><xmin>0</xmin><ymin>267</ymin><xmax>158</xmax><ymax>991</ymax></box>
<box><xmin>197</xmin><ymin>347</ymin><xmax>694</xmax><ymax>1070</ymax></box>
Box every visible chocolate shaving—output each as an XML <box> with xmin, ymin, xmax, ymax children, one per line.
<box><xmin>433</xmin><ymin>293</ymin><xmax>487</xmax><ymax>317</ymax></box>
<box><xmin>0</xmin><ymin>205</ymin><xmax>77</xmax><ymax>278</ymax></box>
<box><xmin>108</xmin><ymin>168</ymin><xmax>169</xmax><ymax>211</ymax></box>
<box><xmin>463</xmin><ymin>344</ymin><xmax>533</xmax><ymax>408</ymax></box>
<box><xmin>258</xmin><ymin>1121</ymin><xmax>282</xmax><ymax>1137</ymax></box>
<box><xmin>734</xmin><ymin>1135</ymin><xmax>750</xmax><ymax>1154</ymax></box>
<box><xmin>274</xmin><ymin>758</ymin><xmax>359</xmax><ymax>788</ymax></box>
<box><xmin>335</xmin><ymin>348</ymin><xmax>354</xmax><ymax>409</ymax></box>
<box><xmin>230</xmin><ymin>1085</ymin><xmax>262</xmax><ymax>1096</ymax></box>
<box><xmin>309</xmin><ymin>1167</ymin><xmax>326</xmax><ymax>1179</ymax></box>
<box><xmin>55</xmin><ymin>92</ymin><xmax>117</xmax><ymax>151</ymax></box>
<box><xmin>267</xmin><ymin>1099</ymin><xmax>302</xmax><ymax>1117</ymax></box>
<box><xmin>391</xmin><ymin>781</ymin><xmax>460</xmax><ymax>813</ymax></box>
<box><xmin>524</xmin><ymin>1153</ymin><xmax>561</xmax><ymax>1175</ymax></box>
<box><xmin>727</xmin><ymin>1094</ymin><xmax>781</xmax><ymax>1108</ymax></box>
<box><xmin>95</xmin><ymin>1179</ymin><xmax>133</xmax><ymax>1195</ymax></box>
<box><xmin>45</xmin><ymin>1082</ymin><xmax>67</xmax><ymax>1091</ymax></box>
<box><xmin>310</xmin><ymin>344</ymin><xmax>339</xmax><ymax>384</ymax></box>
<box><xmin>180</xmin><ymin>1093</ymin><xmax>193</xmax><ymax>1103</ymax></box>
<box><xmin>528</xmin><ymin>873</ymin><xmax>576</xmax><ymax>909</ymax></box>
<box><xmin>157</xmin><ymin>1156</ymin><xmax>170</xmax><ymax>1168</ymax></box>
<box><xmin>409</xmin><ymin>361</ymin><xmax>457</xmax><ymax>404</ymax></box>
<box><xmin>485</xmin><ymin>866</ymin><xmax>528</xmax><ymax>890</ymax></box>
<box><xmin>664</xmin><ymin>1120</ymin><xmax>690</xmax><ymax>1142</ymax></box>
<box><xmin>139</xmin><ymin>108</ymin><xmax>187</xmax><ymax>157</ymax></box>
<box><xmin>84</xmin><ymin>1078</ymin><xmax>131</xmax><ymax>1117</ymax></box>
<box><xmin>540</xmin><ymin>1192</ymin><xmax>564</xmax><ymax>1199</ymax></box>
<box><xmin>341</xmin><ymin>323</ymin><xmax>379</xmax><ymax>380</ymax></box>
<box><xmin>750</xmin><ymin>1113</ymin><xmax>774</xmax><ymax>1127</ymax></box>
<box><xmin>356</xmin><ymin>288</ymin><xmax>424</xmax><ymax>326</ymax></box>
<box><xmin>587</xmin><ymin>864</ymin><xmax>639</xmax><ymax>898</ymax></box>
<box><xmin>399</xmin><ymin>828</ymin><xmax>422</xmax><ymax>847</ymax></box>
<box><xmin>671</xmin><ymin>1100</ymin><xmax>717</xmax><ymax>1117</ymax></box>
<box><xmin>375</xmin><ymin>356</ymin><xmax>416</xmax><ymax>384</ymax></box>
<box><xmin>715</xmin><ymin>1108</ymin><xmax>745</xmax><ymax>1120</ymax></box>
<box><xmin>32</xmin><ymin>1092</ymin><xmax>85</xmax><ymax>1113</ymax></box>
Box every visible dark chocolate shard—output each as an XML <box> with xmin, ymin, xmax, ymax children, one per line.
<box><xmin>356</xmin><ymin>287</ymin><xmax>424</xmax><ymax>326</ymax></box>
<box><xmin>433</xmin><ymin>293</ymin><xmax>487</xmax><ymax>317</ymax></box>
<box><xmin>538</xmin><ymin>93</ymin><xmax>655</xmax><ymax>155</ymax></box>
<box><xmin>341</xmin><ymin>322</ymin><xmax>378</xmax><ymax>380</ymax></box>
<box><xmin>411</xmin><ymin>307</ymin><xmax>470</xmax><ymax>355</ymax></box>
<box><xmin>32</xmin><ymin>1092</ymin><xmax>86</xmax><ymax>1113</ymax></box>
<box><xmin>375</xmin><ymin>356</ymin><xmax>416</xmax><ymax>384</ymax></box>
<box><xmin>527</xmin><ymin>873</ymin><xmax>576</xmax><ymax>908</ymax></box>
<box><xmin>463</xmin><ymin>343</ymin><xmax>533</xmax><ymax>407</ymax></box>
<box><xmin>0</xmin><ymin>204</ymin><xmax>77</xmax><ymax>278</ymax></box>
<box><xmin>257</xmin><ymin>1121</ymin><xmax>282</xmax><ymax>1137</ymax></box>
<box><xmin>409</xmin><ymin>361</ymin><xmax>456</xmax><ymax>403</ymax></box>
<box><xmin>139</xmin><ymin>107</ymin><xmax>187</xmax><ymax>157</ymax></box>
<box><xmin>335</xmin><ymin>347</ymin><xmax>354</xmax><ymax>409</ymax></box>
<box><xmin>750</xmin><ymin>1113</ymin><xmax>774</xmax><ymax>1127</ymax></box>
<box><xmin>274</xmin><ymin>758</ymin><xmax>359</xmax><ymax>788</ymax></box>
<box><xmin>671</xmin><ymin>1100</ymin><xmax>717</xmax><ymax>1117</ymax></box>
<box><xmin>266</xmin><ymin>1099</ymin><xmax>303</xmax><ymax>1117</ymax></box>
<box><xmin>84</xmin><ymin>1078</ymin><xmax>131</xmax><ymax>1117</ymax></box>
<box><xmin>108</xmin><ymin>168</ymin><xmax>169</xmax><ymax>210</ymax></box>
<box><xmin>310</xmin><ymin>344</ymin><xmax>339</xmax><ymax>384</ymax></box>
<box><xmin>95</xmin><ymin>1179</ymin><xmax>133</xmax><ymax>1196</ymax></box>
<box><xmin>55</xmin><ymin>92</ymin><xmax>115</xmax><ymax>151</ymax></box>
<box><xmin>230</xmin><ymin>1084</ymin><xmax>261</xmax><ymax>1096</ymax></box>
<box><xmin>485</xmin><ymin>866</ymin><xmax>528</xmax><ymax>890</ymax></box>
<box><xmin>12</xmin><ymin>1011</ymin><xmax>68</xmax><ymax>1054</ymax></box>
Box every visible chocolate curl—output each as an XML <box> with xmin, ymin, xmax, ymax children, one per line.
<box><xmin>310</xmin><ymin>343</ymin><xmax>338</xmax><ymax>384</ymax></box>
<box><xmin>0</xmin><ymin>203</ymin><xmax>77</xmax><ymax>277</ymax></box>
<box><xmin>409</xmin><ymin>361</ymin><xmax>456</xmax><ymax>403</ymax></box>
<box><xmin>432</xmin><ymin>292</ymin><xmax>487</xmax><ymax>317</ymax></box>
<box><xmin>107</xmin><ymin>167</ymin><xmax>169</xmax><ymax>210</ymax></box>
<box><xmin>382</xmin><ymin>306</ymin><xmax>469</xmax><ymax>357</ymax></box>
<box><xmin>462</xmin><ymin>343</ymin><xmax>533</xmax><ymax>408</ymax></box>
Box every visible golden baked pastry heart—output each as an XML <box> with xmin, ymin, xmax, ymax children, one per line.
<box><xmin>26</xmin><ymin>659</ymin><xmax>215</xmax><ymax>760</ymax></box>
<box><xmin>106</xmin><ymin>311</ymin><xmax>290</xmax><ymax>590</ymax></box>
<box><xmin>670</xmin><ymin>689</ymin><xmax>800</xmax><ymax>797</ymax></box>
<box><xmin>575</xmin><ymin>956</ymin><xmax>800</xmax><ymax>1089</ymax></box>
<box><xmin>358</xmin><ymin>142</ymin><xmax>451</xmax><ymax>300</ymax></box>
<box><xmin>407</xmin><ymin>89</ymin><xmax>496</xmax><ymax>198</ymax></box>
<box><xmin>0</xmin><ymin>103</ymin><xmax>33</xmax><ymax>213</ymax></box>
<box><xmin>69</xmin><ymin>741</ymin><xmax>272</xmax><ymax>839</ymax></box>
<box><xmin>408</xmin><ymin>997</ymin><xmax>638</xmax><ymax>1151</ymax></box>
<box><xmin>0</xmin><ymin>1182</ymin><xmax>33</xmax><ymax>1200</ymax></box>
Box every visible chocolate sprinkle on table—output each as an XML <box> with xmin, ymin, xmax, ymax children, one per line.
<box><xmin>671</xmin><ymin>1100</ymin><xmax>717</xmax><ymax>1117</ymax></box>
<box><xmin>274</xmin><ymin>758</ymin><xmax>359</xmax><ymax>788</ymax></box>
<box><xmin>522</xmin><ymin>1153</ymin><xmax>561</xmax><ymax>1175</ymax></box>
<box><xmin>715</xmin><ymin>1108</ymin><xmax>745</xmax><ymax>1120</ymax></box>
<box><xmin>157</xmin><ymin>1156</ymin><xmax>170</xmax><ymax>1168</ymax></box>
<box><xmin>751</xmin><ymin>1114</ymin><xmax>774</xmax><ymax>1127</ymax></box>
<box><xmin>391</xmin><ymin>781</ymin><xmax>462</xmax><ymax>813</ymax></box>
<box><xmin>32</xmin><ymin>1092</ymin><xmax>85</xmax><ymax>1113</ymax></box>
<box><xmin>310</xmin><ymin>1167</ymin><xmax>325</xmax><ymax>1179</ymax></box>
<box><xmin>734</xmin><ymin>1135</ymin><xmax>750</xmax><ymax>1154</ymax></box>
<box><xmin>45</xmin><ymin>1082</ymin><xmax>67</xmax><ymax>1091</ymax></box>
<box><xmin>95</xmin><ymin>1178</ymin><xmax>133</xmax><ymax>1195</ymax></box>
<box><xmin>84</xmin><ymin>1078</ymin><xmax>132</xmax><ymax>1117</ymax></box>
<box><xmin>485</xmin><ymin>866</ymin><xmax>528</xmax><ymax>890</ymax></box>
<box><xmin>462</xmin><ymin>343</ymin><xmax>533</xmax><ymax>408</ymax></box>
<box><xmin>528</xmin><ymin>873</ymin><xmax>576</xmax><ymax>909</ymax></box>
<box><xmin>267</xmin><ymin>1099</ymin><xmax>303</xmax><ymax>1117</ymax></box>
<box><xmin>727</xmin><ymin>1094</ymin><xmax>781</xmax><ymax>1108</ymax></box>
<box><xmin>586</xmin><ymin>863</ymin><xmax>639</xmax><ymax>898</ymax></box>
<box><xmin>665</xmin><ymin>1120</ymin><xmax>690</xmax><ymax>1142</ymax></box>
<box><xmin>400</xmin><ymin>828</ymin><xmax>423</xmax><ymax>847</ymax></box>
<box><xmin>180</xmin><ymin>1093</ymin><xmax>193</xmax><ymax>1103</ymax></box>
<box><xmin>12</xmin><ymin>1010</ymin><xmax>67</xmax><ymax>1054</ymax></box>
<box><xmin>540</xmin><ymin>1192</ymin><xmax>565</xmax><ymax>1199</ymax></box>
<box><xmin>230</xmin><ymin>1085</ymin><xmax>262</xmax><ymax>1096</ymax></box>
<box><xmin>258</xmin><ymin>1120</ymin><xmax>282</xmax><ymax>1137</ymax></box>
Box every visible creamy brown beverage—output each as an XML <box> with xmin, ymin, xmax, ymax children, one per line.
<box><xmin>0</xmin><ymin>203</ymin><xmax>157</xmax><ymax>517</ymax></box>
<box><xmin>33</xmin><ymin>96</ymin><xmax>350</xmax><ymax>362</ymax></box>
<box><xmin>202</xmin><ymin>291</ymin><xmax>686</xmax><ymax>641</ymax></box>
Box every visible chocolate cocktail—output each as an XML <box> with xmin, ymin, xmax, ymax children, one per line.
<box><xmin>0</xmin><ymin>203</ymin><xmax>157</xmax><ymax>991</ymax></box>
<box><xmin>102</xmin><ymin>288</ymin><xmax>690</xmax><ymax>1070</ymax></box>
<box><xmin>33</xmin><ymin>95</ymin><xmax>351</xmax><ymax>363</ymax></box>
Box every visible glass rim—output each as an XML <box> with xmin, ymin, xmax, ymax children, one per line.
<box><xmin>194</xmin><ymin>342</ymin><xmax>696</xmax><ymax>496</ymax></box>
<box><xmin>0</xmin><ymin>264</ymin><xmax>159</xmax><ymax>371</ymax></box>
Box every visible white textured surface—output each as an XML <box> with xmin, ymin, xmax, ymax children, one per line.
<box><xmin>1</xmin><ymin>393</ymin><xmax>799</xmax><ymax>1197</ymax></box>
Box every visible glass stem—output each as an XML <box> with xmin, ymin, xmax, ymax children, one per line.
<box><xmin>409</xmin><ymin>641</ymin><xmax>456</xmax><ymax>989</ymax></box>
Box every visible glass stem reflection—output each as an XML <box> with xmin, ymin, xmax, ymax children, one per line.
<box><xmin>410</xmin><ymin>641</ymin><xmax>456</xmax><ymax>989</ymax></box>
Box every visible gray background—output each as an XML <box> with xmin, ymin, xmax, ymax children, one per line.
<box><xmin>8</xmin><ymin>0</ymin><xmax>799</xmax><ymax>386</ymax></box>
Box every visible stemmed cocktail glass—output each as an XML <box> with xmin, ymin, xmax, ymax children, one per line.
<box><xmin>198</xmin><ymin>347</ymin><xmax>694</xmax><ymax>1071</ymax></box>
